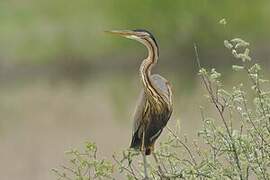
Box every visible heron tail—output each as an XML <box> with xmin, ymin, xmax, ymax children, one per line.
<box><xmin>130</xmin><ymin>133</ymin><xmax>141</xmax><ymax>149</ymax></box>
<box><xmin>130</xmin><ymin>138</ymin><xmax>153</xmax><ymax>156</ymax></box>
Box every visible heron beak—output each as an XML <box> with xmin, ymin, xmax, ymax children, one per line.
<box><xmin>105</xmin><ymin>30</ymin><xmax>138</xmax><ymax>38</ymax></box>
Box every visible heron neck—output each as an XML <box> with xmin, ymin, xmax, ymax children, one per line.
<box><xmin>139</xmin><ymin>42</ymin><xmax>159</xmax><ymax>100</ymax></box>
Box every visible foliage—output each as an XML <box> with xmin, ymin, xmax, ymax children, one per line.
<box><xmin>54</xmin><ymin>21</ymin><xmax>270</xmax><ymax>179</ymax></box>
<box><xmin>52</xmin><ymin>142</ymin><xmax>114</xmax><ymax>180</ymax></box>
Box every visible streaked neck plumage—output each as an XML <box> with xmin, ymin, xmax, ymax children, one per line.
<box><xmin>139</xmin><ymin>38</ymin><xmax>162</xmax><ymax>103</ymax></box>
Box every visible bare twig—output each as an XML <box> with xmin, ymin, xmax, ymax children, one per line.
<box><xmin>113</xmin><ymin>155</ymin><xmax>141</xmax><ymax>180</ymax></box>
<box><xmin>194</xmin><ymin>44</ymin><xmax>244</xmax><ymax>180</ymax></box>
<box><xmin>166</xmin><ymin>126</ymin><xmax>197</xmax><ymax>166</ymax></box>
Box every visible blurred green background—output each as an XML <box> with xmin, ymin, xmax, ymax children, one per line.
<box><xmin>0</xmin><ymin>0</ymin><xmax>269</xmax><ymax>179</ymax></box>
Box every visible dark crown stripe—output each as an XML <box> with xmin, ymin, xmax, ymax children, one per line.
<box><xmin>133</xmin><ymin>29</ymin><xmax>159</xmax><ymax>56</ymax></box>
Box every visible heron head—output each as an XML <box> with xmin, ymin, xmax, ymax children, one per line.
<box><xmin>106</xmin><ymin>29</ymin><xmax>159</xmax><ymax>55</ymax></box>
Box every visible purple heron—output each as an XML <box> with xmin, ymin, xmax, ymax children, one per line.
<box><xmin>107</xmin><ymin>29</ymin><xmax>173</xmax><ymax>156</ymax></box>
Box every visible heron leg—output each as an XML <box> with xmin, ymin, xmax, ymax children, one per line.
<box><xmin>141</xmin><ymin>130</ymin><xmax>149</xmax><ymax>180</ymax></box>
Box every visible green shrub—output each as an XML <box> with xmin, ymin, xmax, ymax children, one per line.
<box><xmin>53</xmin><ymin>20</ymin><xmax>270</xmax><ymax>180</ymax></box>
<box><xmin>52</xmin><ymin>142</ymin><xmax>114</xmax><ymax>180</ymax></box>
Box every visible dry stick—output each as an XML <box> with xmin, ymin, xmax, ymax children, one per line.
<box><xmin>154</xmin><ymin>151</ymin><xmax>168</xmax><ymax>173</ymax></box>
<box><xmin>240</xmin><ymin>90</ymin><xmax>269</xmax><ymax>146</ymax></box>
<box><xmin>112</xmin><ymin>155</ymin><xmax>140</xmax><ymax>180</ymax></box>
<box><xmin>242</xmin><ymin>60</ymin><xmax>270</xmax><ymax>179</ymax></box>
<box><xmin>194</xmin><ymin>44</ymin><xmax>244</xmax><ymax>180</ymax></box>
<box><xmin>129</xmin><ymin>161</ymin><xmax>141</xmax><ymax>178</ymax></box>
<box><xmin>244</xmin><ymin>66</ymin><xmax>270</xmax><ymax>163</ymax></box>
<box><xmin>166</xmin><ymin>126</ymin><xmax>197</xmax><ymax>166</ymax></box>
<box><xmin>244</xmin><ymin>66</ymin><xmax>270</xmax><ymax>132</ymax></box>
<box><xmin>61</xmin><ymin>165</ymin><xmax>79</xmax><ymax>177</ymax></box>
<box><xmin>52</xmin><ymin>169</ymin><xmax>73</xmax><ymax>180</ymax></box>
<box><xmin>128</xmin><ymin>162</ymin><xmax>140</xmax><ymax>179</ymax></box>
<box><xmin>152</xmin><ymin>152</ymin><xmax>168</xmax><ymax>179</ymax></box>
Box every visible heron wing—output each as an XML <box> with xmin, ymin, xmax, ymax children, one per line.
<box><xmin>130</xmin><ymin>90</ymin><xmax>148</xmax><ymax>148</ymax></box>
<box><xmin>151</xmin><ymin>74</ymin><xmax>172</xmax><ymax>105</ymax></box>
<box><xmin>144</xmin><ymin>105</ymin><xmax>172</xmax><ymax>146</ymax></box>
<box><xmin>142</xmin><ymin>74</ymin><xmax>172</xmax><ymax>146</ymax></box>
<box><xmin>130</xmin><ymin>74</ymin><xmax>173</xmax><ymax>150</ymax></box>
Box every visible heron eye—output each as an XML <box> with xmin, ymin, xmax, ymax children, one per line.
<box><xmin>140</xmin><ymin>34</ymin><xmax>148</xmax><ymax>38</ymax></box>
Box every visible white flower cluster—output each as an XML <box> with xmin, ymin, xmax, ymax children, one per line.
<box><xmin>224</xmin><ymin>38</ymin><xmax>251</xmax><ymax>62</ymax></box>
